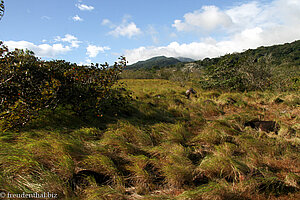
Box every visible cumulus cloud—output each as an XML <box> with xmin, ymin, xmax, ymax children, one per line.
<box><xmin>54</xmin><ymin>34</ymin><xmax>81</xmax><ymax>48</ymax></box>
<box><xmin>172</xmin><ymin>5</ymin><xmax>233</xmax><ymax>32</ymax></box>
<box><xmin>76</xmin><ymin>4</ymin><xmax>94</xmax><ymax>11</ymax></box>
<box><xmin>4</xmin><ymin>41</ymin><xmax>72</xmax><ymax>57</ymax></box>
<box><xmin>109</xmin><ymin>22</ymin><xmax>141</xmax><ymax>38</ymax></box>
<box><xmin>86</xmin><ymin>45</ymin><xmax>110</xmax><ymax>58</ymax></box>
<box><xmin>126</xmin><ymin>0</ymin><xmax>300</xmax><ymax>64</ymax></box>
<box><xmin>103</xmin><ymin>16</ymin><xmax>142</xmax><ymax>38</ymax></box>
<box><xmin>3</xmin><ymin>34</ymin><xmax>83</xmax><ymax>58</ymax></box>
<box><xmin>72</xmin><ymin>15</ymin><xmax>83</xmax><ymax>21</ymax></box>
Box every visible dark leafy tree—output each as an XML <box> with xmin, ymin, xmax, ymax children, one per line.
<box><xmin>0</xmin><ymin>0</ymin><xmax>4</xmax><ymax>20</ymax></box>
<box><xmin>0</xmin><ymin>41</ymin><xmax>128</xmax><ymax>131</ymax></box>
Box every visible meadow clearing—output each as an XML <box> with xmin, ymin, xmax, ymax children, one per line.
<box><xmin>1</xmin><ymin>79</ymin><xmax>299</xmax><ymax>200</ymax></box>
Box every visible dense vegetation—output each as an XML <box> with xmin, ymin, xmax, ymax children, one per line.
<box><xmin>122</xmin><ymin>40</ymin><xmax>300</xmax><ymax>91</ymax></box>
<box><xmin>0</xmin><ymin>0</ymin><xmax>4</xmax><ymax>21</ymax></box>
<box><xmin>0</xmin><ymin>41</ymin><xmax>129</xmax><ymax>131</ymax></box>
<box><xmin>0</xmin><ymin>79</ymin><xmax>299</xmax><ymax>199</ymax></box>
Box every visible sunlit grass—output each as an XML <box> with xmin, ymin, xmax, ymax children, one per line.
<box><xmin>0</xmin><ymin>79</ymin><xmax>299</xmax><ymax>199</ymax></box>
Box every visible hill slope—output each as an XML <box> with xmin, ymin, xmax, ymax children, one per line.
<box><xmin>127</xmin><ymin>56</ymin><xmax>188</xmax><ymax>70</ymax></box>
<box><xmin>195</xmin><ymin>40</ymin><xmax>300</xmax><ymax>68</ymax></box>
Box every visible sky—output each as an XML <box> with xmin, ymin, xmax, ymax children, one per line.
<box><xmin>1</xmin><ymin>0</ymin><xmax>300</xmax><ymax>65</ymax></box>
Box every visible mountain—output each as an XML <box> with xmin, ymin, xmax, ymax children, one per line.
<box><xmin>176</xmin><ymin>57</ymin><xmax>195</xmax><ymax>62</ymax></box>
<box><xmin>127</xmin><ymin>56</ymin><xmax>193</xmax><ymax>70</ymax></box>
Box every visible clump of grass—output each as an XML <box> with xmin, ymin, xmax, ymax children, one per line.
<box><xmin>80</xmin><ymin>154</ymin><xmax>123</xmax><ymax>187</ymax></box>
<box><xmin>179</xmin><ymin>180</ymin><xmax>250</xmax><ymax>200</ymax></box>
<box><xmin>150</xmin><ymin>122</ymin><xmax>191</xmax><ymax>145</ymax></box>
<box><xmin>202</xmin><ymin>91</ymin><xmax>221</xmax><ymax>99</ymax></box>
<box><xmin>190</xmin><ymin>120</ymin><xmax>238</xmax><ymax>146</ymax></box>
<box><xmin>195</xmin><ymin>152</ymin><xmax>249</xmax><ymax>182</ymax></box>
<box><xmin>125</xmin><ymin>155</ymin><xmax>155</xmax><ymax>194</ymax></box>
<box><xmin>278</xmin><ymin>123</ymin><xmax>297</xmax><ymax>139</ymax></box>
<box><xmin>282</xmin><ymin>94</ymin><xmax>300</xmax><ymax>107</ymax></box>
<box><xmin>217</xmin><ymin>93</ymin><xmax>248</xmax><ymax>108</ymax></box>
<box><xmin>193</xmin><ymin>100</ymin><xmax>224</xmax><ymax>119</ymax></box>
<box><xmin>82</xmin><ymin>186</ymin><xmax>126</xmax><ymax>200</ymax></box>
<box><xmin>284</xmin><ymin>173</ymin><xmax>300</xmax><ymax>189</ymax></box>
<box><xmin>0</xmin><ymin>140</ymin><xmax>71</xmax><ymax>197</ymax></box>
<box><xmin>167</xmin><ymin>103</ymin><xmax>190</xmax><ymax>120</ymax></box>
<box><xmin>256</xmin><ymin>175</ymin><xmax>298</xmax><ymax>196</ymax></box>
<box><xmin>110</xmin><ymin>121</ymin><xmax>153</xmax><ymax>147</ymax></box>
<box><xmin>100</xmin><ymin>129</ymin><xmax>137</xmax><ymax>155</ymax></box>
<box><xmin>149</xmin><ymin>143</ymin><xmax>194</xmax><ymax>188</ymax></box>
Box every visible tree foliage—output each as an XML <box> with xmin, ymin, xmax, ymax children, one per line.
<box><xmin>198</xmin><ymin>41</ymin><xmax>300</xmax><ymax>91</ymax></box>
<box><xmin>0</xmin><ymin>0</ymin><xmax>4</xmax><ymax>20</ymax></box>
<box><xmin>199</xmin><ymin>54</ymin><xmax>274</xmax><ymax>91</ymax></box>
<box><xmin>0</xmin><ymin>41</ymin><xmax>128</xmax><ymax>131</ymax></box>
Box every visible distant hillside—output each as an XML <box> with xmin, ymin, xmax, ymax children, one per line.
<box><xmin>195</xmin><ymin>40</ymin><xmax>300</xmax><ymax>68</ymax></box>
<box><xmin>121</xmin><ymin>40</ymin><xmax>299</xmax><ymax>91</ymax></box>
<box><xmin>176</xmin><ymin>57</ymin><xmax>195</xmax><ymax>62</ymax></box>
<box><xmin>127</xmin><ymin>56</ymin><xmax>192</xmax><ymax>70</ymax></box>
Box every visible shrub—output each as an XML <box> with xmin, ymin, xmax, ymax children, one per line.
<box><xmin>0</xmin><ymin>41</ymin><xmax>127</xmax><ymax>131</ymax></box>
<box><xmin>199</xmin><ymin>53</ymin><xmax>273</xmax><ymax>91</ymax></box>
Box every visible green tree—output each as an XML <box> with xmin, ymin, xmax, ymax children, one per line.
<box><xmin>0</xmin><ymin>0</ymin><xmax>4</xmax><ymax>20</ymax></box>
<box><xmin>0</xmin><ymin>41</ymin><xmax>127</xmax><ymax>131</ymax></box>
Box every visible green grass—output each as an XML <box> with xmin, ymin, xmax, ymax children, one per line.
<box><xmin>0</xmin><ymin>79</ymin><xmax>299</xmax><ymax>199</ymax></box>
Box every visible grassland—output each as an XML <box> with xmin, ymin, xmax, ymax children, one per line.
<box><xmin>0</xmin><ymin>79</ymin><xmax>299</xmax><ymax>200</ymax></box>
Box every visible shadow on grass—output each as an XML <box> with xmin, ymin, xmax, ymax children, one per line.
<box><xmin>23</xmin><ymin>99</ymin><xmax>177</xmax><ymax>133</ymax></box>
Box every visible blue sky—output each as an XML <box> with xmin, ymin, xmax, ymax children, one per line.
<box><xmin>1</xmin><ymin>0</ymin><xmax>300</xmax><ymax>65</ymax></box>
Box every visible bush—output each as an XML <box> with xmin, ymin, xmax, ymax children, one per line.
<box><xmin>0</xmin><ymin>41</ymin><xmax>127</xmax><ymax>131</ymax></box>
<box><xmin>199</xmin><ymin>53</ymin><xmax>275</xmax><ymax>91</ymax></box>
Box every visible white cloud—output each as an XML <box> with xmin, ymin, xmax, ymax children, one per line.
<box><xmin>72</xmin><ymin>15</ymin><xmax>83</xmax><ymax>21</ymax></box>
<box><xmin>41</xmin><ymin>16</ymin><xmax>51</xmax><ymax>20</ymax></box>
<box><xmin>225</xmin><ymin>2</ymin><xmax>262</xmax><ymax>28</ymax></box>
<box><xmin>76</xmin><ymin>4</ymin><xmax>94</xmax><ymax>11</ymax></box>
<box><xmin>54</xmin><ymin>34</ymin><xmax>81</xmax><ymax>48</ymax></box>
<box><xmin>126</xmin><ymin>0</ymin><xmax>300</xmax><ymax>64</ymax></box>
<box><xmin>101</xmin><ymin>19</ymin><xmax>111</xmax><ymax>26</ymax></box>
<box><xmin>86</xmin><ymin>45</ymin><xmax>110</xmax><ymax>58</ymax></box>
<box><xmin>4</xmin><ymin>41</ymin><xmax>71</xmax><ymax>57</ymax></box>
<box><xmin>173</xmin><ymin>5</ymin><xmax>232</xmax><ymax>32</ymax></box>
<box><xmin>4</xmin><ymin>34</ymin><xmax>82</xmax><ymax>58</ymax></box>
<box><xmin>109</xmin><ymin>22</ymin><xmax>142</xmax><ymax>38</ymax></box>
<box><xmin>103</xmin><ymin>16</ymin><xmax>142</xmax><ymax>38</ymax></box>
<box><xmin>101</xmin><ymin>19</ymin><xmax>115</xmax><ymax>29</ymax></box>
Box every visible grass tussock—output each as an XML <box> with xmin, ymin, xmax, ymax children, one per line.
<box><xmin>0</xmin><ymin>79</ymin><xmax>299</xmax><ymax>199</ymax></box>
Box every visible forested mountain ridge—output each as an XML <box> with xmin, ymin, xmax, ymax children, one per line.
<box><xmin>127</xmin><ymin>56</ymin><xmax>193</xmax><ymax>69</ymax></box>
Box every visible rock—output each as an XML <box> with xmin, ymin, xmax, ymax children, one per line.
<box><xmin>244</xmin><ymin>120</ymin><xmax>280</xmax><ymax>134</ymax></box>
